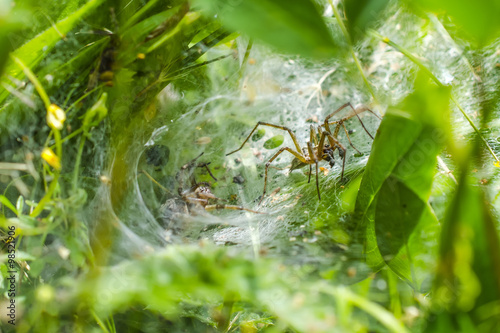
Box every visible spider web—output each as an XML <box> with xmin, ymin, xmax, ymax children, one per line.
<box><xmin>83</xmin><ymin>5</ymin><xmax>498</xmax><ymax>263</ymax></box>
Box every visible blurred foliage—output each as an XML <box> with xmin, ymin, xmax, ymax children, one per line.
<box><xmin>409</xmin><ymin>0</ymin><xmax>500</xmax><ymax>46</ymax></box>
<box><xmin>0</xmin><ymin>0</ymin><xmax>500</xmax><ymax>332</ymax></box>
<box><xmin>192</xmin><ymin>0</ymin><xmax>338</xmax><ymax>58</ymax></box>
<box><xmin>344</xmin><ymin>0</ymin><xmax>390</xmax><ymax>43</ymax></box>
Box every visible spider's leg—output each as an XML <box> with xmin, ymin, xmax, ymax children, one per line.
<box><xmin>261</xmin><ymin>147</ymin><xmax>306</xmax><ymax>205</ymax></box>
<box><xmin>326</xmin><ymin>104</ymin><xmax>379</xmax><ymax>140</ymax></box>
<box><xmin>323</xmin><ymin>102</ymin><xmax>353</xmax><ymax>133</ymax></box>
<box><xmin>197</xmin><ymin>162</ymin><xmax>218</xmax><ymax>181</ymax></box>
<box><xmin>227</xmin><ymin>122</ymin><xmax>302</xmax><ymax>156</ymax></box>
<box><xmin>350</xmin><ymin>106</ymin><xmax>376</xmax><ymax>140</ymax></box>
<box><xmin>178</xmin><ymin>152</ymin><xmax>205</xmax><ymax>188</ymax></box>
<box><xmin>307</xmin><ymin>141</ymin><xmax>321</xmax><ymax>201</ymax></box>
<box><xmin>204</xmin><ymin>204</ymin><xmax>266</xmax><ymax>214</ymax></box>
<box><xmin>309</xmin><ymin>125</ymin><xmax>318</xmax><ymax>184</ymax></box>
<box><xmin>310</xmin><ymin>125</ymin><xmax>318</xmax><ymax>146</ymax></box>
<box><xmin>342</xmin><ymin>122</ymin><xmax>361</xmax><ymax>154</ymax></box>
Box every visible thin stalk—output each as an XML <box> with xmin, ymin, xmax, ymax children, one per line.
<box><xmin>167</xmin><ymin>54</ymin><xmax>232</xmax><ymax>79</ymax></box>
<box><xmin>140</xmin><ymin>169</ymin><xmax>172</xmax><ymax>194</ymax></box>
<box><xmin>50</xmin><ymin>127</ymin><xmax>84</xmax><ymax>149</ymax></box>
<box><xmin>238</xmin><ymin>39</ymin><xmax>254</xmax><ymax>81</ymax></box>
<box><xmin>30</xmin><ymin>172</ymin><xmax>59</xmax><ymax>218</ymax></box>
<box><xmin>328</xmin><ymin>0</ymin><xmax>379</xmax><ymax>107</ymax></box>
<box><xmin>73</xmin><ymin>134</ymin><xmax>86</xmax><ymax>192</ymax></box>
<box><xmin>65</xmin><ymin>85</ymin><xmax>101</xmax><ymax>114</ymax></box>
<box><xmin>321</xmin><ymin>285</ymin><xmax>409</xmax><ymax>333</ymax></box>
<box><xmin>105</xmin><ymin>316</ymin><xmax>117</xmax><ymax>333</ymax></box>
<box><xmin>54</xmin><ymin>129</ymin><xmax>62</xmax><ymax>163</ymax></box>
<box><xmin>368</xmin><ymin>29</ymin><xmax>500</xmax><ymax>165</ymax></box>
<box><xmin>91</xmin><ymin>310</ymin><xmax>110</xmax><ymax>333</ymax></box>
<box><xmin>122</xmin><ymin>0</ymin><xmax>160</xmax><ymax>29</ymax></box>
<box><xmin>11</xmin><ymin>55</ymin><xmax>51</xmax><ymax>109</ymax></box>
<box><xmin>32</xmin><ymin>127</ymin><xmax>63</xmax><ymax>217</ymax></box>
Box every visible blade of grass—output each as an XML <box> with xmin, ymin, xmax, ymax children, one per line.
<box><xmin>10</xmin><ymin>55</ymin><xmax>50</xmax><ymax>109</ymax></box>
<box><xmin>0</xmin><ymin>195</ymin><xmax>18</xmax><ymax>215</ymax></box>
<box><xmin>122</xmin><ymin>0</ymin><xmax>161</xmax><ymax>30</ymax></box>
<box><xmin>0</xmin><ymin>0</ymin><xmax>106</xmax><ymax>105</ymax></box>
<box><xmin>322</xmin><ymin>285</ymin><xmax>410</xmax><ymax>333</ymax></box>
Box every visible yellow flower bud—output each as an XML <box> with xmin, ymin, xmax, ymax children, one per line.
<box><xmin>41</xmin><ymin>148</ymin><xmax>61</xmax><ymax>170</ymax></box>
<box><xmin>47</xmin><ymin>104</ymin><xmax>66</xmax><ymax>130</ymax></box>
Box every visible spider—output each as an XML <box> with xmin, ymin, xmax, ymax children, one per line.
<box><xmin>173</xmin><ymin>153</ymin><xmax>263</xmax><ymax>214</ymax></box>
<box><xmin>142</xmin><ymin>152</ymin><xmax>263</xmax><ymax>233</ymax></box>
<box><xmin>226</xmin><ymin>102</ymin><xmax>381</xmax><ymax>203</ymax></box>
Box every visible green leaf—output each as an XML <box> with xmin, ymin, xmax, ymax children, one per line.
<box><xmin>193</xmin><ymin>0</ymin><xmax>338</xmax><ymax>58</ymax></box>
<box><xmin>263</xmin><ymin>135</ymin><xmax>284</xmax><ymax>150</ymax></box>
<box><xmin>251</xmin><ymin>128</ymin><xmax>265</xmax><ymax>142</ymax></box>
<box><xmin>353</xmin><ymin>74</ymin><xmax>451</xmax><ymax>290</ymax></box>
<box><xmin>344</xmin><ymin>0</ymin><xmax>390</xmax><ymax>43</ymax></box>
<box><xmin>0</xmin><ymin>195</ymin><xmax>18</xmax><ymax>216</ymax></box>
<box><xmin>15</xmin><ymin>195</ymin><xmax>24</xmax><ymax>215</ymax></box>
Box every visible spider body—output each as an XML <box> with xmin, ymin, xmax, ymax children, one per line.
<box><xmin>151</xmin><ymin>153</ymin><xmax>262</xmax><ymax>229</ymax></box>
<box><xmin>178</xmin><ymin>181</ymin><xmax>219</xmax><ymax>210</ymax></box>
<box><xmin>227</xmin><ymin>102</ymin><xmax>380</xmax><ymax>203</ymax></box>
<box><xmin>290</xmin><ymin>143</ymin><xmax>339</xmax><ymax>172</ymax></box>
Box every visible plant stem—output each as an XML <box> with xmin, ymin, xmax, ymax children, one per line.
<box><xmin>91</xmin><ymin>310</ymin><xmax>110</xmax><ymax>333</ymax></box>
<box><xmin>328</xmin><ymin>0</ymin><xmax>380</xmax><ymax>107</ymax></box>
<box><xmin>50</xmin><ymin>127</ymin><xmax>84</xmax><ymax>149</ymax></box>
<box><xmin>65</xmin><ymin>85</ymin><xmax>101</xmax><ymax>114</ymax></box>
<box><xmin>238</xmin><ymin>38</ymin><xmax>253</xmax><ymax>81</ymax></box>
<box><xmin>321</xmin><ymin>285</ymin><xmax>409</xmax><ymax>333</ymax></box>
<box><xmin>32</xmin><ymin>130</ymin><xmax>63</xmax><ymax>218</ymax></box>
<box><xmin>30</xmin><ymin>172</ymin><xmax>59</xmax><ymax>217</ymax></box>
<box><xmin>11</xmin><ymin>55</ymin><xmax>51</xmax><ymax>109</ymax></box>
<box><xmin>73</xmin><ymin>134</ymin><xmax>86</xmax><ymax>192</ymax></box>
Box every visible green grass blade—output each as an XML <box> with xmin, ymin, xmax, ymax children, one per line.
<box><xmin>0</xmin><ymin>0</ymin><xmax>106</xmax><ymax>105</ymax></box>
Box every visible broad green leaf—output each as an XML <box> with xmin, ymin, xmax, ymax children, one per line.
<box><xmin>354</xmin><ymin>74</ymin><xmax>451</xmax><ymax>289</ymax></box>
<box><xmin>193</xmin><ymin>0</ymin><xmax>338</xmax><ymax>58</ymax></box>
<box><xmin>0</xmin><ymin>0</ymin><xmax>106</xmax><ymax>105</ymax></box>
<box><xmin>344</xmin><ymin>0</ymin><xmax>390</xmax><ymax>43</ymax></box>
<box><xmin>263</xmin><ymin>135</ymin><xmax>284</xmax><ymax>150</ymax></box>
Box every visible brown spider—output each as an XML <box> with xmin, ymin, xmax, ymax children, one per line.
<box><xmin>142</xmin><ymin>152</ymin><xmax>263</xmax><ymax>233</ymax></box>
<box><xmin>226</xmin><ymin>103</ymin><xmax>381</xmax><ymax>203</ymax></box>
<box><xmin>174</xmin><ymin>153</ymin><xmax>262</xmax><ymax>214</ymax></box>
